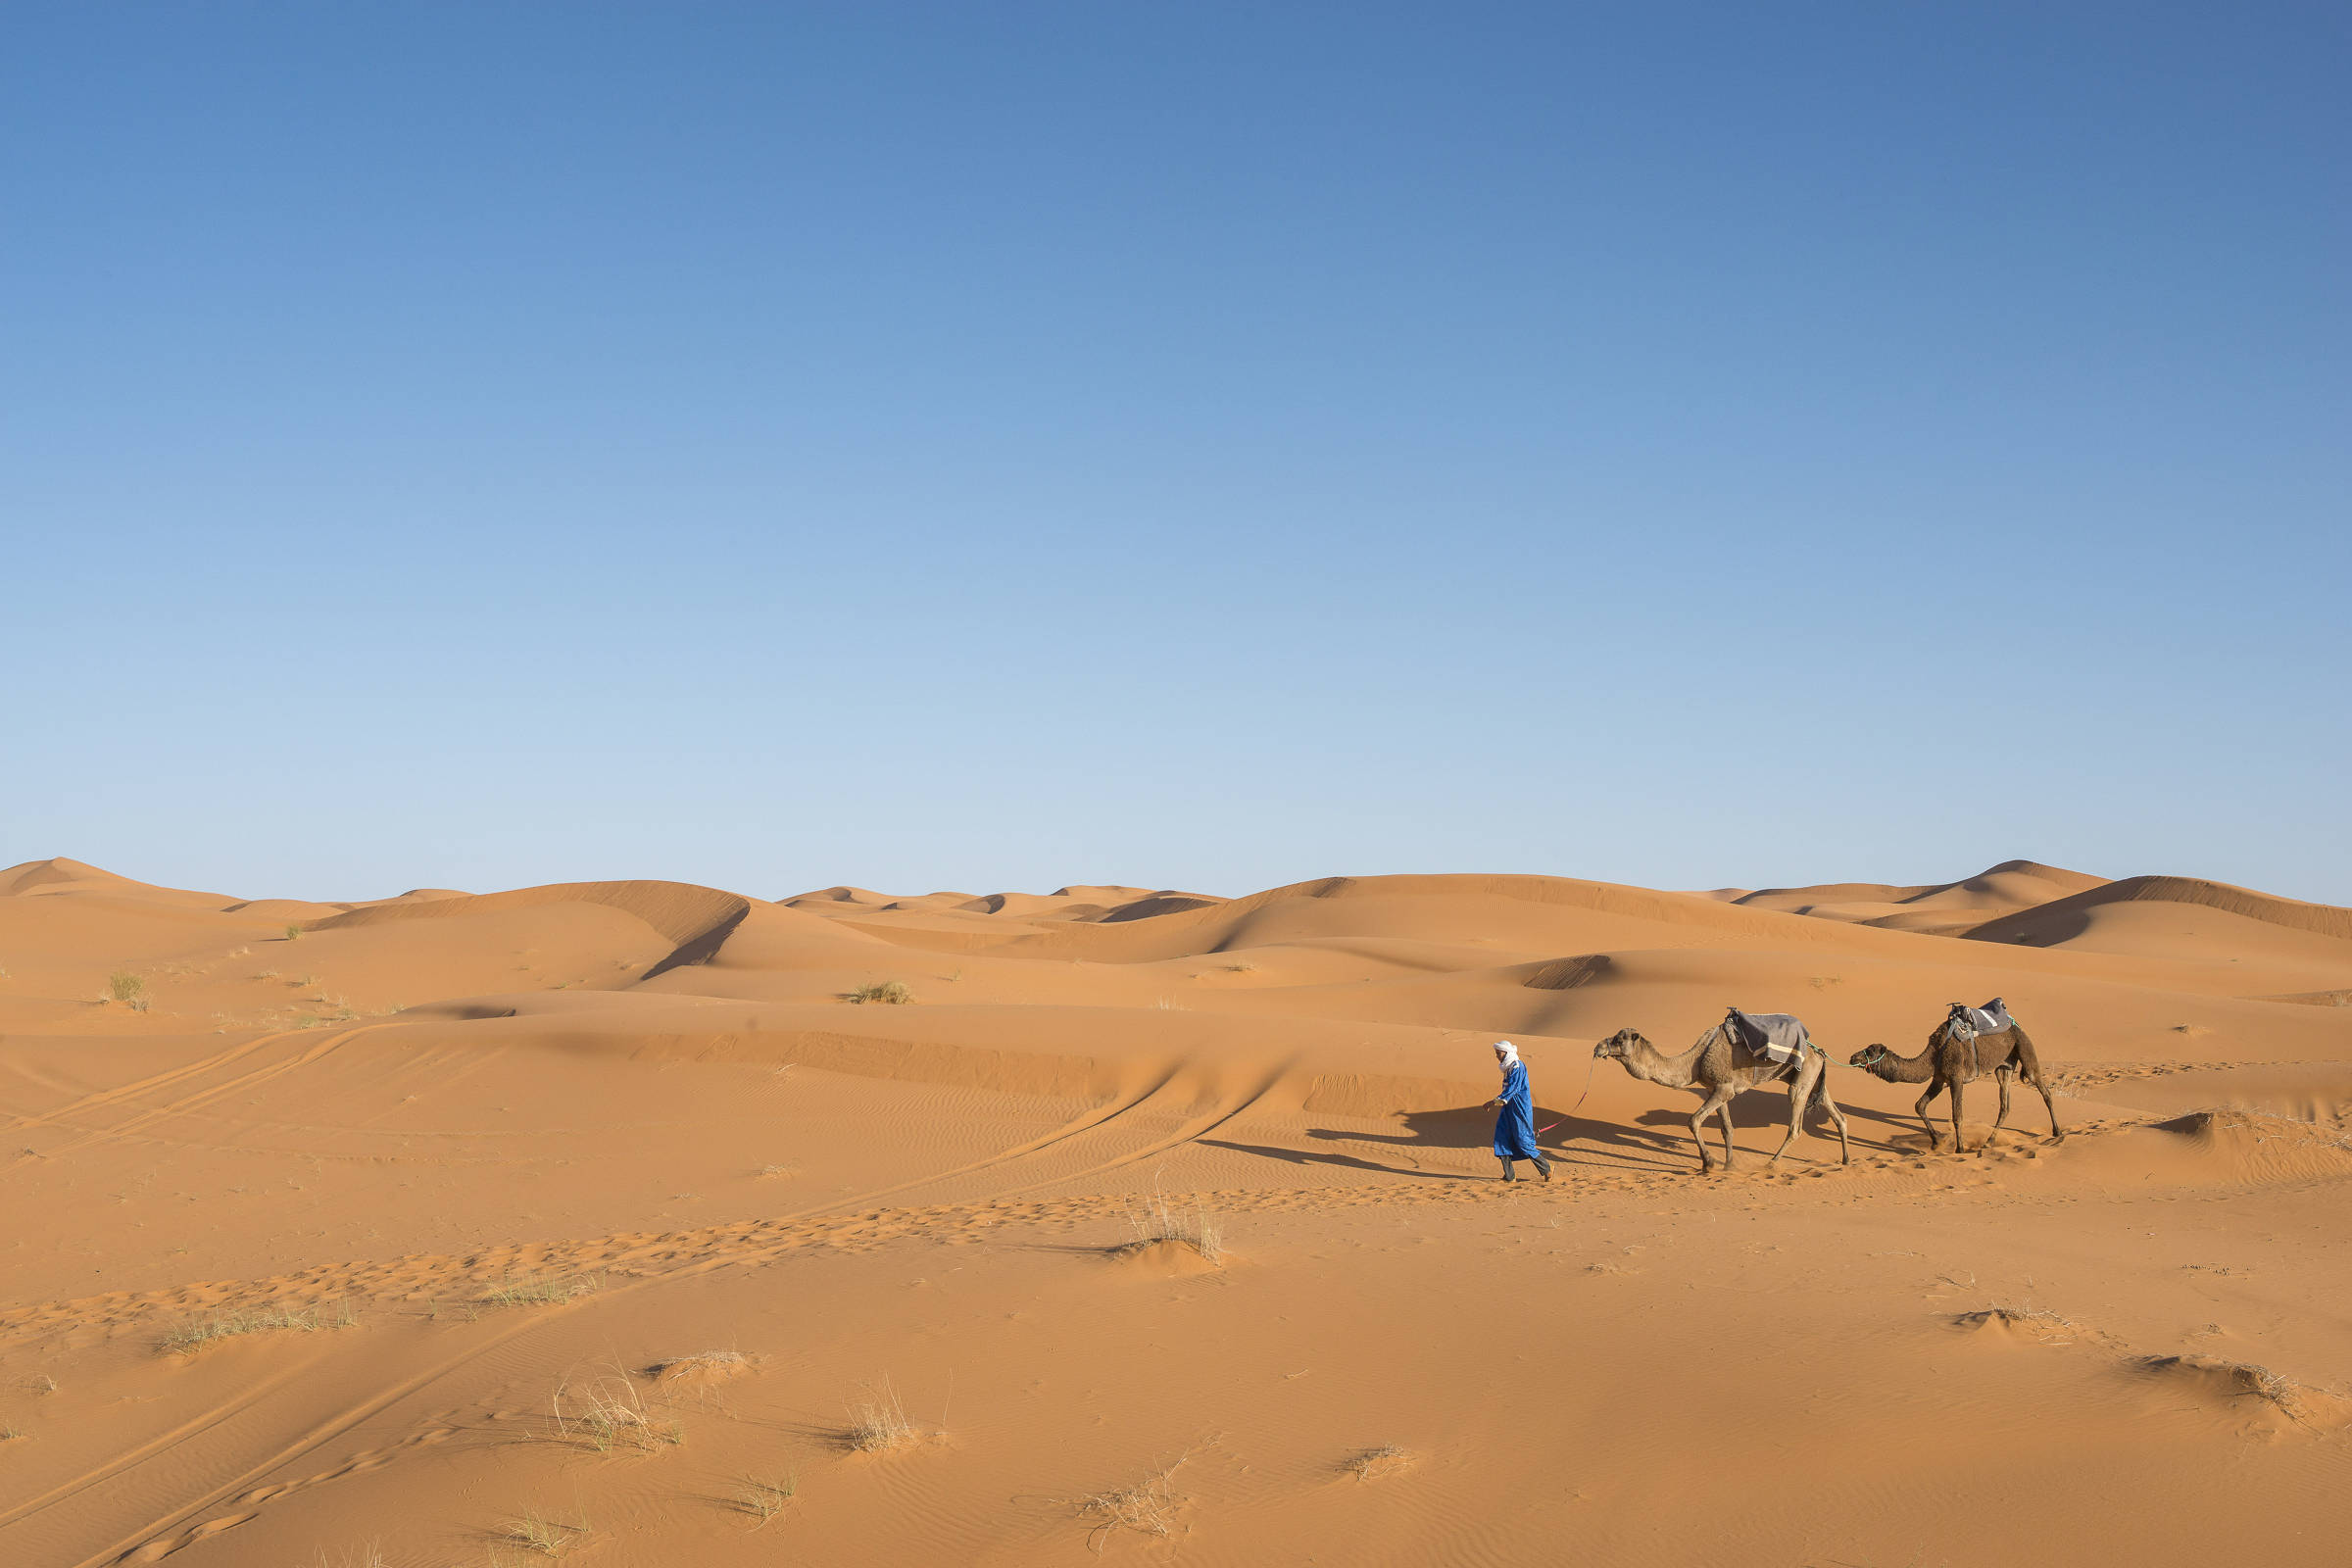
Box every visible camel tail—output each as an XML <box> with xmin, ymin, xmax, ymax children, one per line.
<box><xmin>2009</xmin><ymin>1022</ymin><xmax>2046</xmax><ymax>1080</ymax></box>
<box><xmin>1809</xmin><ymin>1061</ymin><xmax>1840</xmax><ymax>1122</ymax></box>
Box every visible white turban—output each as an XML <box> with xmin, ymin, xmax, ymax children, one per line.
<box><xmin>1493</xmin><ymin>1040</ymin><xmax>1520</xmax><ymax>1068</ymax></box>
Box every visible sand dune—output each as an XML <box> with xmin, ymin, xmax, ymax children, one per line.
<box><xmin>1733</xmin><ymin>858</ymin><xmax>2110</xmax><ymax>934</ymax></box>
<box><xmin>2</xmin><ymin>857</ymin><xmax>2347</xmax><ymax>1565</ymax></box>
<box><xmin>1972</xmin><ymin>872</ymin><xmax>2352</xmax><ymax>944</ymax></box>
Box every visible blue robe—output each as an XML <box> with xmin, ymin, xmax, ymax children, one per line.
<box><xmin>1492</xmin><ymin>1060</ymin><xmax>1540</xmax><ymax>1159</ymax></box>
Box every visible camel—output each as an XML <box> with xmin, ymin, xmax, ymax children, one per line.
<box><xmin>1847</xmin><ymin>1004</ymin><xmax>2063</xmax><ymax>1152</ymax></box>
<box><xmin>1592</xmin><ymin>1019</ymin><xmax>1851</xmax><ymax>1173</ymax></box>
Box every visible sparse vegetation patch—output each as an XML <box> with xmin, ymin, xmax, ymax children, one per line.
<box><xmin>846</xmin><ymin>980</ymin><xmax>912</xmax><ymax>1004</ymax></box>
<box><xmin>1124</xmin><ymin>1188</ymin><xmax>1223</xmax><ymax>1262</ymax></box>
<box><xmin>480</xmin><ymin>1272</ymin><xmax>601</xmax><ymax>1309</ymax></box>
<box><xmin>1073</xmin><ymin>1453</ymin><xmax>1190</xmax><ymax>1548</ymax></box>
<box><xmin>161</xmin><ymin>1299</ymin><xmax>354</xmax><ymax>1354</ymax></box>
<box><xmin>734</xmin><ymin>1474</ymin><xmax>797</xmax><ymax>1526</ymax></box>
<box><xmin>846</xmin><ymin>1376</ymin><xmax>918</xmax><ymax>1451</ymax></box>
<box><xmin>1343</xmin><ymin>1445</ymin><xmax>1414</xmax><ymax>1481</ymax></box>
<box><xmin>551</xmin><ymin>1367</ymin><xmax>680</xmax><ymax>1452</ymax></box>
<box><xmin>502</xmin><ymin>1509</ymin><xmax>591</xmax><ymax>1557</ymax></box>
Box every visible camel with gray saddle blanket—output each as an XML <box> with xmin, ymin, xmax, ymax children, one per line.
<box><xmin>1592</xmin><ymin>1006</ymin><xmax>1852</xmax><ymax>1173</ymax></box>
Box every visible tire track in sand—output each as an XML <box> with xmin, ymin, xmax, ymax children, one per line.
<box><xmin>0</xmin><ymin>1031</ymin><xmax>303</xmax><ymax>1148</ymax></box>
<box><xmin>31</xmin><ymin>1058</ymin><xmax>1370</xmax><ymax>1564</ymax></box>
<box><xmin>8</xmin><ymin>1027</ymin><xmax>381</xmax><ymax>1169</ymax></box>
<box><xmin>763</xmin><ymin>1061</ymin><xmax>1188</xmax><ymax>1221</ymax></box>
<box><xmin>15</xmin><ymin>1064</ymin><xmax>1200</xmax><ymax>1564</ymax></box>
<box><xmin>985</xmin><ymin>1057</ymin><xmax>1299</xmax><ymax>1200</ymax></box>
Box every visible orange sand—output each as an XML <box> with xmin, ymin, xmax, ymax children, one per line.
<box><xmin>2</xmin><ymin>856</ymin><xmax>2348</xmax><ymax>1565</ymax></box>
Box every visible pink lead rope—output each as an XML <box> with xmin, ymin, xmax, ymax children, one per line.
<box><xmin>1538</xmin><ymin>1049</ymin><xmax>1601</xmax><ymax>1137</ymax></box>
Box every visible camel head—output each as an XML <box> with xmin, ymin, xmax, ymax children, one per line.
<box><xmin>1848</xmin><ymin>1043</ymin><xmax>1890</xmax><ymax>1069</ymax></box>
<box><xmin>1593</xmin><ymin>1029</ymin><xmax>1642</xmax><ymax>1061</ymax></box>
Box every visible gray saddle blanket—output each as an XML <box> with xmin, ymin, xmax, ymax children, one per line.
<box><xmin>1723</xmin><ymin>1008</ymin><xmax>1813</xmax><ymax>1071</ymax></box>
<box><xmin>1951</xmin><ymin>999</ymin><xmax>2016</xmax><ymax>1039</ymax></box>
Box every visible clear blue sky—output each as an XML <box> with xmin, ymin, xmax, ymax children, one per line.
<box><xmin>6</xmin><ymin>3</ymin><xmax>2345</xmax><ymax>904</ymax></box>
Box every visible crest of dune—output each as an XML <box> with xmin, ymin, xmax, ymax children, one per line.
<box><xmin>307</xmin><ymin>878</ymin><xmax>769</xmax><ymax>976</ymax></box>
<box><xmin>0</xmin><ymin>857</ymin><xmax>238</xmax><ymax>908</ymax></box>
<box><xmin>1968</xmin><ymin>875</ymin><xmax>2352</xmax><ymax>946</ymax></box>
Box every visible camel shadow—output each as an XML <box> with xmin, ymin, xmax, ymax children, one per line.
<box><xmin>1629</xmin><ymin>1094</ymin><xmax>1912</xmax><ymax>1152</ymax></box>
<box><xmin>1231</xmin><ymin>1104</ymin><xmax>1696</xmax><ymax>1174</ymax></box>
<box><xmin>1205</xmin><ymin>1093</ymin><xmax>1920</xmax><ymax>1178</ymax></box>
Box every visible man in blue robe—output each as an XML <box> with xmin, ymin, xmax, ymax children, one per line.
<box><xmin>1487</xmin><ymin>1040</ymin><xmax>1551</xmax><ymax>1182</ymax></box>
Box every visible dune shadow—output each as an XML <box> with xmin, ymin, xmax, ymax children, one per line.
<box><xmin>1967</xmin><ymin>908</ymin><xmax>2087</xmax><ymax>947</ymax></box>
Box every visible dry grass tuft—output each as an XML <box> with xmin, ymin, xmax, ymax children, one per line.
<box><xmin>1342</xmin><ymin>1444</ymin><xmax>1414</xmax><ymax>1482</ymax></box>
<box><xmin>1124</xmin><ymin>1188</ymin><xmax>1223</xmax><ymax>1263</ymax></box>
<box><xmin>105</xmin><ymin>971</ymin><xmax>147</xmax><ymax>1004</ymax></box>
<box><xmin>845</xmin><ymin>1376</ymin><xmax>918</xmax><ymax>1452</ymax></box>
<box><xmin>304</xmin><ymin>1544</ymin><xmax>387</xmax><ymax>1568</ymax></box>
<box><xmin>552</xmin><ymin>1367</ymin><xmax>681</xmax><ymax>1453</ymax></box>
<box><xmin>482</xmin><ymin>1272</ymin><xmax>601</xmax><ymax>1309</ymax></box>
<box><xmin>846</xmin><ymin>980</ymin><xmax>912</xmax><ymax>1005</ymax></box>
<box><xmin>733</xmin><ymin>1473</ymin><xmax>798</xmax><ymax>1526</ymax></box>
<box><xmin>502</xmin><ymin>1509</ymin><xmax>590</xmax><ymax>1556</ymax></box>
<box><xmin>1072</xmin><ymin>1453</ymin><xmax>1190</xmax><ymax>1549</ymax></box>
<box><xmin>161</xmin><ymin>1299</ymin><xmax>354</xmax><ymax>1354</ymax></box>
<box><xmin>650</xmin><ymin>1348</ymin><xmax>754</xmax><ymax>1406</ymax></box>
<box><xmin>652</xmin><ymin>1348</ymin><xmax>749</xmax><ymax>1380</ymax></box>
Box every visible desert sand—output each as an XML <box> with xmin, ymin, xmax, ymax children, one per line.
<box><xmin>2</xmin><ymin>855</ymin><xmax>2349</xmax><ymax>1566</ymax></box>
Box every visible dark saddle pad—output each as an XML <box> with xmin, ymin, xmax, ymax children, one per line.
<box><xmin>1723</xmin><ymin>1007</ymin><xmax>1812</xmax><ymax>1072</ymax></box>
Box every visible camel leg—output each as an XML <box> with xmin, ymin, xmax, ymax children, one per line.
<box><xmin>1717</xmin><ymin>1097</ymin><xmax>1740</xmax><ymax>1170</ymax></box>
<box><xmin>1685</xmin><ymin>1105</ymin><xmax>1714</xmax><ymax>1172</ymax></box>
<box><xmin>1689</xmin><ymin>1084</ymin><xmax>1736</xmax><ymax>1173</ymax></box>
<box><xmin>1913</xmin><ymin>1082</ymin><xmax>1947</xmax><ymax>1150</ymax></box>
<box><xmin>2032</xmin><ymin>1071</ymin><xmax>2065</xmax><ymax>1142</ymax></box>
<box><xmin>1769</xmin><ymin>1064</ymin><xmax>1816</xmax><ymax>1163</ymax></box>
<box><xmin>1988</xmin><ymin>1065</ymin><xmax>2015</xmax><ymax>1145</ymax></box>
<box><xmin>1815</xmin><ymin>1075</ymin><xmax>1852</xmax><ymax>1165</ymax></box>
<box><xmin>1950</xmin><ymin>1078</ymin><xmax>1967</xmax><ymax>1152</ymax></box>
